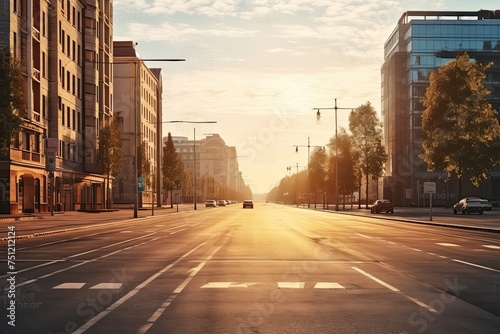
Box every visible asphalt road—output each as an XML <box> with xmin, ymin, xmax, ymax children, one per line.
<box><xmin>1</xmin><ymin>203</ymin><xmax>499</xmax><ymax>333</ymax></box>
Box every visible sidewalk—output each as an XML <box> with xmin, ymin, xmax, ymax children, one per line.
<box><xmin>303</xmin><ymin>204</ymin><xmax>500</xmax><ymax>233</ymax></box>
<box><xmin>0</xmin><ymin>204</ymin><xmax>197</xmax><ymax>240</ymax></box>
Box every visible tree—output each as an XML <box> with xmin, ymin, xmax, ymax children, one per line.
<box><xmin>324</xmin><ymin>129</ymin><xmax>359</xmax><ymax>208</ymax></box>
<box><xmin>162</xmin><ymin>133</ymin><xmax>185</xmax><ymax>207</ymax></box>
<box><xmin>308</xmin><ymin>147</ymin><xmax>327</xmax><ymax>206</ymax></box>
<box><xmin>0</xmin><ymin>55</ymin><xmax>26</xmax><ymax>156</ymax></box>
<box><xmin>420</xmin><ymin>53</ymin><xmax>500</xmax><ymax>197</ymax></box>
<box><xmin>99</xmin><ymin>119</ymin><xmax>124</xmax><ymax>208</ymax></box>
<box><xmin>349</xmin><ymin>102</ymin><xmax>388</xmax><ymax>208</ymax></box>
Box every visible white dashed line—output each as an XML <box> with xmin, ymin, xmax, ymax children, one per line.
<box><xmin>483</xmin><ymin>245</ymin><xmax>500</xmax><ymax>250</ymax></box>
<box><xmin>356</xmin><ymin>233</ymin><xmax>372</xmax><ymax>239</ymax></box>
<box><xmin>278</xmin><ymin>282</ymin><xmax>305</xmax><ymax>289</ymax></box>
<box><xmin>90</xmin><ymin>283</ymin><xmax>123</xmax><ymax>289</ymax></box>
<box><xmin>314</xmin><ymin>282</ymin><xmax>345</xmax><ymax>289</ymax></box>
<box><xmin>53</xmin><ymin>283</ymin><xmax>86</xmax><ymax>289</ymax></box>
<box><xmin>452</xmin><ymin>259</ymin><xmax>500</xmax><ymax>273</ymax></box>
<box><xmin>436</xmin><ymin>243</ymin><xmax>460</xmax><ymax>247</ymax></box>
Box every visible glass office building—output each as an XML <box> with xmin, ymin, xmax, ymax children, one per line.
<box><xmin>381</xmin><ymin>10</ymin><xmax>500</xmax><ymax>206</ymax></box>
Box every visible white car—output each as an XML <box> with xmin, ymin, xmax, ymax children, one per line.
<box><xmin>205</xmin><ymin>200</ymin><xmax>217</xmax><ymax>208</ymax></box>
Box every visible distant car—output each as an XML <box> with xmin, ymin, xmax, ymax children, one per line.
<box><xmin>242</xmin><ymin>200</ymin><xmax>254</xmax><ymax>209</ymax></box>
<box><xmin>218</xmin><ymin>200</ymin><xmax>227</xmax><ymax>206</ymax></box>
<box><xmin>205</xmin><ymin>200</ymin><xmax>217</xmax><ymax>208</ymax></box>
<box><xmin>453</xmin><ymin>197</ymin><xmax>484</xmax><ymax>215</ymax></box>
<box><xmin>370</xmin><ymin>199</ymin><xmax>394</xmax><ymax>214</ymax></box>
<box><xmin>479</xmin><ymin>199</ymin><xmax>493</xmax><ymax>211</ymax></box>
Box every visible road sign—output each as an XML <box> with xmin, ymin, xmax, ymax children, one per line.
<box><xmin>423</xmin><ymin>182</ymin><xmax>436</xmax><ymax>194</ymax></box>
<box><xmin>138</xmin><ymin>176</ymin><xmax>144</xmax><ymax>184</ymax></box>
<box><xmin>138</xmin><ymin>184</ymin><xmax>144</xmax><ymax>192</ymax></box>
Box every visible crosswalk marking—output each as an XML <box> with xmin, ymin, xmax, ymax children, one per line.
<box><xmin>314</xmin><ymin>282</ymin><xmax>345</xmax><ymax>289</ymax></box>
<box><xmin>278</xmin><ymin>282</ymin><xmax>305</xmax><ymax>289</ymax></box>
<box><xmin>90</xmin><ymin>283</ymin><xmax>123</xmax><ymax>289</ymax></box>
<box><xmin>52</xmin><ymin>283</ymin><xmax>123</xmax><ymax>290</ymax></box>
<box><xmin>201</xmin><ymin>282</ymin><xmax>257</xmax><ymax>288</ymax></box>
<box><xmin>436</xmin><ymin>243</ymin><xmax>460</xmax><ymax>247</ymax></box>
<box><xmin>53</xmin><ymin>283</ymin><xmax>86</xmax><ymax>289</ymax></box>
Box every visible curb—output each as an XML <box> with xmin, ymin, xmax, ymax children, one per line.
<box><xmin>322</xmin><ymin>209</ymin><xmax>500</xmax><ymax>234</ymax></box>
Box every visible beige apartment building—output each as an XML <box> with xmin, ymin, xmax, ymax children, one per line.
<box><xmin>112</xmin><ymin>41</ymin><xmax>162</xmax><ymax>208</ymax></box>
<box><xmin>171</xmin><ymin>134</ymin><xmax>247</xmax><ymax>203</ymax></box>
<box><xmin>0</xmin><ymin>0</ymin><xmax>114</xmax><ymax>214</ymax></box>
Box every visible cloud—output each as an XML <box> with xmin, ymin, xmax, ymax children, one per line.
<box><xmin>115</xmin><ymin>22</ymin><xmax>258</xmax><ymax>42</ymax></box>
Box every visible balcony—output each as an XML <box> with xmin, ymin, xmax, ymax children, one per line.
<box><xmin>32</xmin><ymin>68</ymin><xmax>41</xmax><ymax>81</ymax></box>
<box><xmin>32</xmin><ymin>27</ymin><xmax>40</xmax><ymax>41</ymax></box>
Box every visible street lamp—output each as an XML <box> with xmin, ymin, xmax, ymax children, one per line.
<box><xmin>314</xmin><ymin>98</ymin><xmax>355</xmax><ymax>211</ymax></box>
<box><xmin>160</xmin><ymin>121</ymin><xmax>217</xmax><ymax>210</ymax></box>
<box><xmin>293</xmin><ymin>137</ymin><xmax>324</xmax><ymax>208</ymax></box>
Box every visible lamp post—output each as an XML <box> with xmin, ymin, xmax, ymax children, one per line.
<box><xmin>159</xmin><ymin>121</ymin><xmax>217</xmax><ymax>210</ymax></box>
<box><xmin>314</xmin><ymin>98</ymin><xmax>355</xmax><ymax>211</ymax></box>
<box><xmin>293</xmin><ymin>137</ymin><xmax>324</xmax><ymax>208</ymax></box>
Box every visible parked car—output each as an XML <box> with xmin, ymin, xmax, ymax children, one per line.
<box><xmin>218</xmin><ymin>200</ymin><xmax>227</xmax><ymax>206</ymax></box>
<box><xmin>453</xmin><ymin>197</ymin><xmax>484</xmax><ymax>215</ymax></box>
<box><xmin>242</xmin><ymin>200</ymin><xmax>254</xmax><ymax>209</ymax></box>
<box><xmin>370</xmin><ymin>199</ymin><xmax>394</xmax><ymax>214</ymax></box>
<box><xmin>479</xmin><ymin>199</ymin><xmax>493</xmax><ymax>211</ymax></box>
<box><xmin>205</xmin><ymin>200</ymin><xmax>217</xmax><ymax>208</ymax></box>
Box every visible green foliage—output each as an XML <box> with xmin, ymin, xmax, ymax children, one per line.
<box><xmin>308</xmin><ymin>147</ymin><xmax>327</xmax><ymax>194</ymax></box>
<box><xmin>138</xmin><ymin>140</ymin><xmax>151</xmax><ymax>187</ymax></box>
<box><xmin>0</xmin><ymin>55</ymin><xmax>26</xmax><ymax>155</ymax></box>
<box><xmin>99</xmin><ymin>119</ymin><xmax>124</xmax><ymax>178</ymax></box>
<box><xmin>162</xmin><ymin>133</ymin><xmax>185</xmax><ymax>192</ymax></box>
<box><xmin>420</xmin><ymin>53</ymin><xmax>500</xmax><ymax>187</ymax></box>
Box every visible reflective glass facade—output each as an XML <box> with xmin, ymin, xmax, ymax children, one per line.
<box><xmin>381</xmin><ymin>11</ymin><xmax>500</xmax><ymax>206</ymax></box>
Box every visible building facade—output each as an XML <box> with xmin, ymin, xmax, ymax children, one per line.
<box><xmin>171</xmin><ymin>134</ymin><xmax>247</xmax><ymax>203</ymax></box>
<box><xmin>0</xmin><ymin>0</ymin><xmax>114</xmax><ymax>214</ymax></box>
<box><xmin>112</xmin><ymin>41</ymin><xmax>162</xmax><ymax>208</ymax></box>
<box><xmin>381</xmin><ymin>10</ymin><xmax>500</xmax><ymax>207</ymax></box>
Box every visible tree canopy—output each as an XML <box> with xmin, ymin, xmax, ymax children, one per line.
<box><xmin>420</xmin><ymin>53</ymin><xmax>500</xmax><ymax>191</ymax></box>
<box><xmin>0</xmin><ymin>55</ymin><xmax>26</xmax><ymax>155</ymax></box>
<box><xmin>349</xmin><ymin>102</ymin><xmax>387</xmax><ymax>207</ymax></box>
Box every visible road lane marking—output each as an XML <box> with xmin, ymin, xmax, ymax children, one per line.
<box><xmin>452</xmin><ymin>259</ymin><xmax>500</xmax><ymax>273</ymax></box>
<box><xmin>137</xmin><ymin>233</ymin><xmax>229</xmax><ymax>334</ymax></box>
<box><xmin>16</xmin><ymin>233</ymin><xmax>157</xmax><ymax>288</ymax></box>
<box><xmin>436</xmin><ymin>243</ymin><xmax>460</xmax><ymax>247</ymax></box>
<box><xmin>410</xmin><ymin>248</ymin><xmax>422</xmax><ymax>252</ymax></box>
<box><xmin>90</xmin><ymin>283</ymin><xmax>123</xmax><ymax>289</ymax></box>
<box><xmin>355</xmin><ymin>233</ymin><xmax>372</xmax><ymax>239</ymax></box>
<box><xmin>278</xmin><ymin>282</ymin><xmax>305</xmax><ymax>289</ymax></box>
<box><xmin>314</xmin><ymin>282</ymin><xmax>344</xmax><ymax>289</ymax></box>
<box><xmin>53</xmin><ymin>283</ymin><xmax>85</xmax><ymax>289</ymax></box>
<box><xmin>352</xmin><ymin>267</ymin><xmax>399</xmax><ymax>292</ymax></box>
<box><xmin>483</xmin><ymin>245</ymin><xmax>500</xmax><ymax>249</ymax></box>
<box><xmin>352</xmin><ymin>267</ymin><xmax>438</xmax><ymax>314</ymax></box>
<box><xmin>201</xmin><ymin>282</ymin><xmax>255</xmax><ymax>288</ymax></box>
<box><xmin>73</xmin><ymin>242</ymin><xmax>207</xmax><ymax>334</ymax></box>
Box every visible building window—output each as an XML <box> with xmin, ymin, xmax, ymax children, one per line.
<box><xmin>66</xmin><ymin>71</ymin><xmax>70</xmax><ymax>91</ymax></box>
<box><xmin>72</xmin><ymin>109</ymin><xmax>76</xmax><ymax>130</ymax></box>
<box><xmin>42</xmin><ymin>12</ymin><xmax>46</xmax><ymax>36</ymax></box>
<box><xmin>62</xmin><ymin>104</ymin><xmax>65</xmax><ymax>125</ymax></box>
<box><xmin>67</xmin><ymin>107</ymin><xmax>70</xmax><ymax>127</ymax></box>
<box><xmin>42</xmin><ymin>52</ymin><xmax>46</xmax><ymax>77</ymax></box>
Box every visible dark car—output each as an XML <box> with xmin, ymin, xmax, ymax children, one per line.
<box><xmin>479</xmin><ymin>199</ymin><xmax>493</xmax><ymax>211</ymax></box>
<box><xmin>242</xmin><ymin>200</ymin><xmax>254</xmax><ymax>209</ymax></box>
<box><xmin>453</xmin><ymin>197</ymin><xmax>484</xmax><ymax>215</ymax></box>
<box><xmin>370</xmin><ymin>199</ymin><xmax>394</xmax><ymax>214</ymax></box>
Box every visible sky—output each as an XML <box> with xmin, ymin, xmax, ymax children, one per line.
<box><xmin>113</xmin><ymin>0</ymin><xmax>500</xmax><ymax>194</ymax></box>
